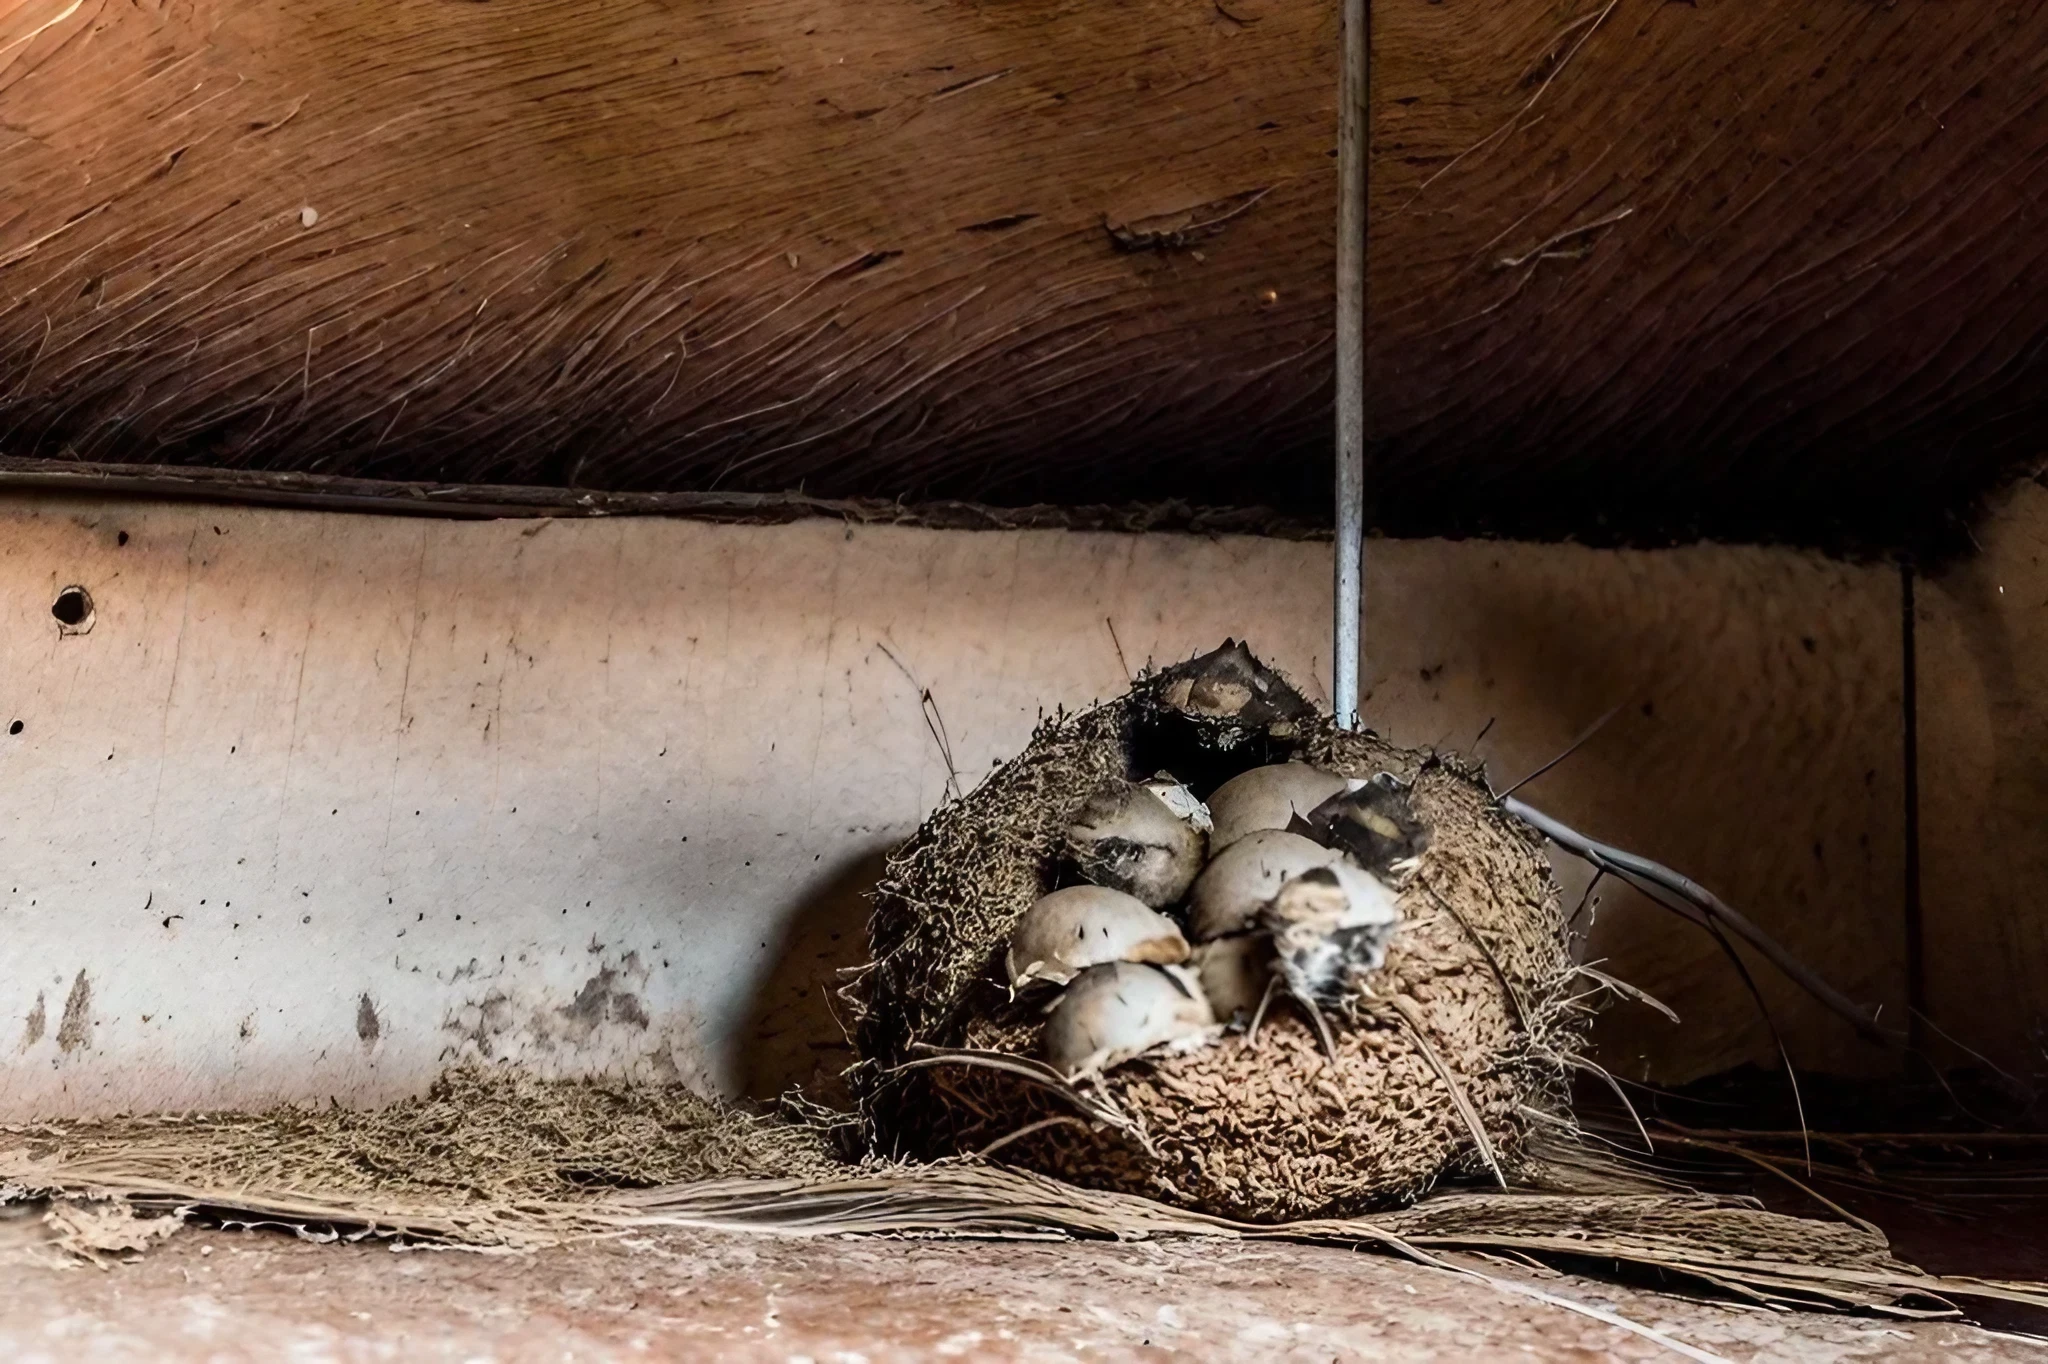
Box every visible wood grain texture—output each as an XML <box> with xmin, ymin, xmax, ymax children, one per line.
<box><xmin>2</xmin><ymin>0</ymin><xmax>2045</xmax><ymax>545</ymax></box>
<box><xmin>0</xmin><ymin>0</ymin><xmax>1335</xmax><ymax>507</ymax></box>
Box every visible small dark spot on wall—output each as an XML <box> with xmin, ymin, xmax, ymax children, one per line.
<box><xmin>1641</xmin><ymin>701</ymin><xmax>1655</xmax><ymax>718</ymax></box>
<box><xmin>116</xmin><ymin>531</ymin><xmax>129</xmax><ymax>546</ymax></box>
<box><xmin>52</xmin><ymin>585</ymin><xmax>94</xmax><ymax>633</ymax></box>
<box><xmin>56</xmin><ymin>971</ymin><xmax>93</xmax><ymax>1052</ymax></box>
<box><xmin>1801</xmin><ymin>636</ymin><xmax>1817</xmax><ymax>654</ymax></box>
<box><xmin>356</xmin><ymin>993</ymin><xmax>382</xmax><ymax>1047</ymax></box>
<box><xmin>7</xmin><ymin>720</ymin><xmax>20</xmax><ymax>735</ymax></box>
<box><xmin>20</xmin><ymin>991</ymin><xmax>46</xmax><ymax>1050</ymax></box>
<box><xmin>239</xmin><ymin>1013</ymin><xmax>256</xmax><ymax>1041</ymax></box>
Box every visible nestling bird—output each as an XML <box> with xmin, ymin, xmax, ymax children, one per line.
<box><xmin>1065</xmin><ymin>777</ymin><xmax>1208</xmax><ymax>909</ymax></box>
<box><xmin>1300</xmin><ymin>773</ymin><xmax>1430</xmax><ymax>876</ymax></box>
<box><xmin>1006</xmin><ymin>885</ymin><xmax>1189</xmax><ymax>988</ymax></box>
<box><xmin>1042</xmin><ymin>961</ymin><xmax>1216</xmax><ymax>1078</ymax></box>
<box><xmin>1205</xmin><ymin>762</ymin><xmax>1348</xmax><ymax>852</ymax></box>
<box><xmin>1251</xmin><ymin>862</ymin><xmax>1402</xmax><ymax>1054</ymax></box>
<box><xmin>1155</xmin><ymin>639</ymin><xmax>1316</xmax><ymax>731</ymax></box>
<box><xmin>1186</xmin><ymin>828</ymin><xmax>1343</xmax><ymax>940</ymax></box>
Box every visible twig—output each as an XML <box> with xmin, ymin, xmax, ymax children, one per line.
<box><xmin>1398</xmin><ymin>0</ymin><xmax>1624</xmax><ymax>211</ymax></box>
<box><xmin>1501</xmin><ymin>797</ymin><xmax>1898</xmax><ymax>1047</ymax></box>
<box><xmin>1104</xmin><ymin>617</ymin><xmax>1131</xmax><ymax>682</ymax></box>
<box><xmin>1699</xmin><ymin>915</ymin><xmax>1815</xmax><ymax>1176</ymax></box>
<box><xmin>1245</xmin><ymin>973</ymin><xmax>1281</xmax><ymax>1044</ymax></box>
<box><xmin>1652</xmin><ymin>1125</ymin><xmax>2048</xmax><ymax>1148</ymax></box>
<box><xmin>1566</xmin><ymin>868</ymin><xmax>1605</xmax><ymax>931</ymax></box>
<box><xmin>1498</xmin><ymin>701</ymin><xmax>1626</xmax><ymax>799</ymax></box>
<box><xmin>890</xmin><ymin>1047</ymin><xmax>1156</xmax><ymax>1155</ymax></box>
<box><xmin>1426</xmin><ymin>880</ymin><xmax>1529</xmax><ymax>1031</ymax></box>
<box><xmin>1574</xmin><ymin>964</ymin><xmax>1679</xmax><ymax>1024</ymax></box>
<box><xmin>1448</xmin><ymin>1260</ymin><xmax>1734</xmax><ymax>1363</ymax></box>
<box><xmin>977</xmin><ymin>1115</ymin><xmax>1089</xmax><ymax>1158</ymax></box>
<box><xmin>1557</xmin><ymin>1051</ymin><xmax>1654</xmax><ymax>1153</ymax></box>
<box><xmin>1372</xmin><ymin>1232</ymin><xmax>1734</xmax><ymax>1364</ymax></box>
<box><xmin>1494</xmin><ymin>207</ymin><xmax>1634</xmax><ymax>271</ymax></box>
<box><xmin>877</xmin><ymin>641</ymin><xmax>962</xmax><ymax>801</ymax></box>
<box><xmin>1651</xmin><ymin>1133</ymin><xmax>1884</xmax><ymax>1238</ymax></box>
<box><xmin>1582</xmin><ymin>843</ymin><xmax>1820</xmax><ymax>1172</ymax></box>
<box><xmin>921</xmin><ymin>690</ymin><xmax>962</xmax><ymax>802</ymax></box>
<box><xmin>1388</xmin><ymin>996</ymin><xmax>1508</xmax><ymax>1188</ymax></box>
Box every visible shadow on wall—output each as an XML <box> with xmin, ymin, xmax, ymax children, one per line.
<box><xmin>1366</xmin><ymin>545</ymin><xmax>1909</xmax><ymax>1082</ymax></box>
<box><xmin>740</xmin><ymin>849</ymin><xmax>892</xmax><ymax>1107</ymax></box>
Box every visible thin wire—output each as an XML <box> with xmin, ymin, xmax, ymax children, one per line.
<box><xmin>1497</xmin><ymin>700</ymin><xmax>1626</xmax><ymax>799</ymax></box>
<box><xmin>1333</xmin><ymin>0</ymin><xmax>1368</xmax><ymax>728</ymax></box>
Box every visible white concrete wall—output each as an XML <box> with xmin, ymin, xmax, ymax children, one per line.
<box><xmin>0</xmin><ymin>496</ymin><xmax>1914</xmax><ymax>1118</ymax></box>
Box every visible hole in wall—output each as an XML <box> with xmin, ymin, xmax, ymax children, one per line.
<box><xmin>52</xmin><ymin>585</ymin><xmax>94</xmax><ymax>634</ymax></box>
<box><xmin>7</xmin><ymin>720</ymin><xmax>21</xmax><ymax>735</ymax></box>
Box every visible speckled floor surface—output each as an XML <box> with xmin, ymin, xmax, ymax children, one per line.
<box><xmin>5</xmin><ymin>1220</ymin><xmax>2045</xmax><ymax>1363</ymax></box>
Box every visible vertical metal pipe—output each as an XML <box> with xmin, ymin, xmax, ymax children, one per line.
<box><xmin>1333</xmin><ymin>0</ymin><xmax>1368</xmax><ymax>728</ymax></box>
<box><xmin>1900</xmin><ymin>560</ymin><xmax>1925</xmax><ymax>1056</ymax></box>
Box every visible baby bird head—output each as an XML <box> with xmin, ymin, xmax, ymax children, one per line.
<box><xmin>1259</xmin><ymin>862</ymin><xmax>1402</xmax><ymax>1003</ymax></box>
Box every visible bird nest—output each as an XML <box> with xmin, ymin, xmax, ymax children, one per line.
<box><xmin>851</xmin><ymin>643</ymin><xmax>1589</xmax><ymax>1222</ymax></box>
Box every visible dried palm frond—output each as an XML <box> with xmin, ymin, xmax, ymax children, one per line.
<box><xmin>7</xmin><ymin>1069</ymin><xmax>2047</xmax><ymax>1324</ymax></box>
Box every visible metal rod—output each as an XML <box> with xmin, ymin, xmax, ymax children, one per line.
<box><xmin>1333</xmin><ymin>0</ymin><xmax>1368</xmax><ymax>728</ymax></box>
<box><xmin>1899</xmin><ymin>560</ymin><xmax>1926</xmax><ymax>1056</ymax></box>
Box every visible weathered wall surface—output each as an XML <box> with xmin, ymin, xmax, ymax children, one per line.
<box><xmin>0</xmin><ymin>496</ymin><xmax>1908</xmax><ymax>1118</ymax></box>
<box><xmin>1919</xmin><ymin>480</ymin><xmax>2048</xmax><ymax>1076</ymax></box>
<box><xmin>2</xmin><ymin>0</ymin><xmax>2046</xmax><ymax>541</ymax></box>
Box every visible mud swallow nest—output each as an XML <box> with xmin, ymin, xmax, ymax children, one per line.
<box><xmin>851</xmin><ymin>643</ymin><xmax>1588</xmax><ymax>1222</ymax></box>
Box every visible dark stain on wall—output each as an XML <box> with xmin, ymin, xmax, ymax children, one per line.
<box><xmin>55</xmin><ymin>971</ymin><xmax>93</xmax><ymax>1052</ymax></box>
<box><xmin>559</xmin><ymin>956</ymin><xmax>650</xmax><ymax>1041</ymax></box>
<box><xmin>20</xmin><ymin>991</ymin><xmax>46</xmax><ymax>1050</ymax></box>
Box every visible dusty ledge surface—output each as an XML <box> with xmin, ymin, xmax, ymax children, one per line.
<box><xmin>4</xmin><ymin>1221</ymin><xmax>2036</xmax><ymax>1363</ymax></box>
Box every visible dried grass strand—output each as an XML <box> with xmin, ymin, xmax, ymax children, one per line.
<box><xmin>1389</xmin><ymin>995</ymin><xmax>1509</xmax><ymax>1188</ymax></box>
